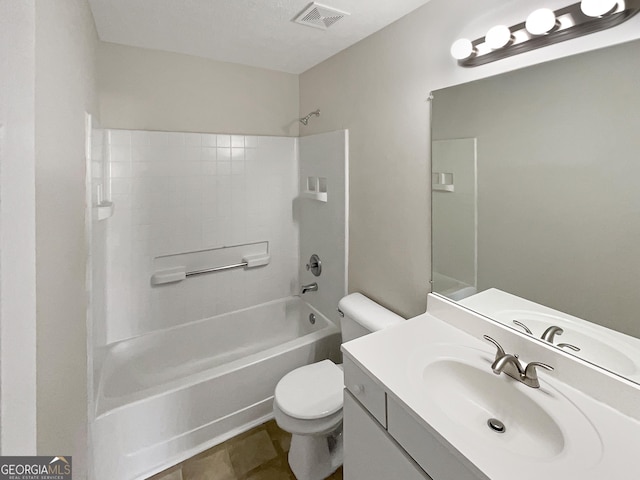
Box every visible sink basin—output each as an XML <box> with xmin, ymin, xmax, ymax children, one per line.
<box><xmin>409</xmin><ymin>344</ymin><xmax>603</xmax><ymax>471</ymax></box>
<box><xmin>424</xmin><ymin>358</ymin><xmax>564</xmax><ymax>458</ymax></box>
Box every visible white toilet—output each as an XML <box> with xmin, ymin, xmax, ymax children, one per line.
<box><xmin>273</xmin><ymin>293</ymin><xmax>404</xmax><ymax>480</ymax></box>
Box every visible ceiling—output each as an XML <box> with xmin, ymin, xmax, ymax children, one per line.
<box><xmin>88</xmin><ymin>0</ymin><xmax>431</xmax><ymax>74</ymax></box>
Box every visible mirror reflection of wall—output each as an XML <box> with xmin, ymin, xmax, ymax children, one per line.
<box><xmin>431</xmin><ymin>139</ymin><xmax>477</xmax><ymax>301</ymax></box>
<box><xmin>431</xmin><ymin>38</ymin><xmax>640</xmax><ymax>383</ymax></box>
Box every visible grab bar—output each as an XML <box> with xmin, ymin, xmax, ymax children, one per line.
<box><xmin>186</xmin><ymin>262</ymin><xmax>248</xmax><ymax>277</ymax></box>
<box><xmin>151</xmin><ymin>253</ymin><xmax>271</xmax><ymax>285</ymax></box>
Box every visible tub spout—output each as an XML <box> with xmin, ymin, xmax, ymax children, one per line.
<box><xmin>301</xmin><ymin>282</ymin><xmax>318</xmax><ymax>294</ymax></box>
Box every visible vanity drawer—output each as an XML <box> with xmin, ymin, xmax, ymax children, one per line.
<box><xmin>343</xmin><ymin>358</ymin><xmax>387</xmax><ymax>427</ymax></box>
<box><xmin>386</xmin><ymin>397</ymin><xmax>488</xmax><ymax>480</ymax></box>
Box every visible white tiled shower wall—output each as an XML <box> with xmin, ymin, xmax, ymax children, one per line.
<box><xmin>100</xmin><ymin>129</ymin><xmax>299</xmax><ymax>345</ymax></box>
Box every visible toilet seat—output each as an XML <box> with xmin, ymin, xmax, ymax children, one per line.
<box><xmin>275</xmin><ymin>360</ymin><xmax>344</xmax><ymax>420</ymax></box>
<box><xmin>273</xmin><ymin>401</ymin><xmax>343</xmax><ymax>436</ymax></box>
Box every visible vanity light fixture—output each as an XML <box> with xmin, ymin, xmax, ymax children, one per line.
<box><xmin>450</xmin><ymin>38</ymin><xmax>475</xmax><ymax>60</ymax></box>
<box><xmin>581</xmin><ymin>0</ymin><xmax>620</xmax><ymax>17</ymax></box>
<box><xmin>450</xmin><ymin>0</ymin><xmax>639</xmax><ymax>67</ymax></box>
<box><xmin>485</xmin><ymin>25</ymin><xmax>512</xmax><ymax>49</ymax></box>
<box><xmin>525</xmin><ymin>8</ymin><xmax>558</xmax><ymax>35</ymax></box>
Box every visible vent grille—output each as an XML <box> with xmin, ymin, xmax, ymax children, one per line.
<box><xmin>293</xmin><ymin>2</ymin><xmax>350</xmax><ymax>30</ymax></box>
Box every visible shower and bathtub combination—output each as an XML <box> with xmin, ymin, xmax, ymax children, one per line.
<box><xmin>88</xmin><ymin>126</ymin><xmax>348</xmax><ymax>480</ymax></box>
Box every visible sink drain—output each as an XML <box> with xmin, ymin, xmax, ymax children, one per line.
<box><xmin>487</xmin><ymin>418</ymin><xmax>506</xmax><ymax>433</ymax></box>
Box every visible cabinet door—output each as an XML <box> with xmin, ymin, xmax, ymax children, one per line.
<box><xmin>344</xmin><ymin>391</ymin><xmax>431</xmax><ymax>480</ymax></box>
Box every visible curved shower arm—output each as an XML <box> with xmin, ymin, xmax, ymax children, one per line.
<box><xmin>299</xmin><ymin>109</ymin><xmax>320</xmax><ymax>125</ymax></box>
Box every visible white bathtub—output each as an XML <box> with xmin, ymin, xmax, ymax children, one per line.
<box><xmin>91</xmin><ymin>297</ymin><xmax>341</xmax><ymax>480</ymax></box>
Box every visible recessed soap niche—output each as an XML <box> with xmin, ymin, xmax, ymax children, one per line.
<box><xmin>302</xmin><ymin>176</ymin><xmax>328</xmax><ymax>202</ymax></box>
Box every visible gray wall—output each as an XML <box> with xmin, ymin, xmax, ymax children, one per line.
<box><xmin>35</xmin><ymin>0</ymin><xmax>98</xmax><ymax>475</ymax></box>
<box><xmin>98</xmin><ymin>42</ymin><xmax>300</xmax><ymax>137</ymax></box>
<box><xmin>0</xmin><ymin>0</ymin><xmax>37</xmax><ymax>454</ymax></box>
<box><xmin>432</xmin><ymin>39</ymin><xmax>640</xmax><ymax>338</ymax></box>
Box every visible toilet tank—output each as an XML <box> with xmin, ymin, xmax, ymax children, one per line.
<box><xmin>338</xmin><ymin>293</ymin><xmax>404</xmax><ymax>343</ymax></box>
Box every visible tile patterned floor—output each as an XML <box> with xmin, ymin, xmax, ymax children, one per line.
<box><xmin>148</xmin><ymin>420</ymin><xmax>343</xmax><ymax>480</ymax></box>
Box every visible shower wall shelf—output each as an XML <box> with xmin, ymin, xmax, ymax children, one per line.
<box><xmin>96</xmin><ymin>201</ymin><xmax>114</xmax><ymax>220</ymax></box>
<box><xmin>302</xmin><ymin>191</ymin><xmax>328</xmax><ymax>202</ymax></box>
<box><xmin>433</xmin><ymin>185</ymin><xmax>455</xmax><ymax>193</ymax></box>
<box><xmin>302</xmin><ymin>176</ymin><xmax>328</xmax><ymax>202</ymax></box>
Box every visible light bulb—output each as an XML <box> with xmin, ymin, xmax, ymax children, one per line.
<box><xmin>485</xmin><ymin>25</ymin><xmax>512</xmax><ymax>49</ymax></box>
<box><xmin>525</xmin><ymin>8</ymin><xmax>557</xmax><ymax>35</ymax></box>
<box><xmin>581</xmin><ymin>0</ymin><xmax>618</xmax><ymax>17</ymax></box>
<box><xmin>450</xmin><ymin>38</ymin><xmax>475</xmax><ymax>60</ymax></box>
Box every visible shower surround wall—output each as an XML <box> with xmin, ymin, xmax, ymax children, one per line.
<box><xmin>91</xmin><ymin>129</ymin><xmax>348</xmax><ymax>478</ymax></box>
<box><xmin>298</xmin><ymin>130</ymin><xmax>349</xmax><ymax>327</ymax></box>
<box><xmin>102</xmin><ymin>130</ymin><xmax>299</xmax><ymax>344</ymax></box>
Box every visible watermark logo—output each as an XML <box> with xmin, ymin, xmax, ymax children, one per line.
<box><xmin>0</xmin><ymin>456</ymin><xmax>72</xmax><ymax>480</ymax></box>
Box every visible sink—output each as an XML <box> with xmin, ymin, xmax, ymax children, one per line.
<box><xmin>424</xmin><ymin>359</ymin><xmax>564</xmax><ymax>458</ymax></box>
<box><xmin>409</xmin><ymin>344</ymin><xmax>603</xmax><ymax>470</ymax></box>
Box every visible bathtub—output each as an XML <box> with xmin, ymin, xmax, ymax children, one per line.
<box><xmin>91</xmin><ymin>296</ymin><xmax>341</xmax><ymax>480</ymax></box>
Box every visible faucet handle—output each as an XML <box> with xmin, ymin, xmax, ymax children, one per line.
<box><xmin>524</xmin><ymin>361</ymin><xmax>554</xmax><ymax>377</ymax></box>
<box><xmin>557</xmin><ymin>343</ymin><xmax>581</xmax><ymax>352</ymax></box>
<box><xmin>522</xmin><ymin>361</ymin><xmax>554</xmax><ymax>388</ymax></box>
<box><xmin>512</xmin><ymin>320</ymin><xmax>532</xmax><ymax>335</ymax></box>
<box><xmin>483</xmin><ymin>335</ymin><xmax>506</xmax><ymax>359</ymax></box>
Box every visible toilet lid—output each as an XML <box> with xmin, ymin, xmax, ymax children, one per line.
<box><xmin>275</xmin><ymin>360</ymin><xmax>344</xmax><ymax>420</ymax></box>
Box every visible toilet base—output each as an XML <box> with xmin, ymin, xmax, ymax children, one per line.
<box><xmin>288</xmin><ymin>427</ymin><xmax>342</xmax><ymax>480</ymax></box>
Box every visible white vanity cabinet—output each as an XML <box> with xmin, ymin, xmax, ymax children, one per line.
<box><xmin>343</xmin><ymin>357</ymin><xmax>484</xmax><ymax>480</ymax></box>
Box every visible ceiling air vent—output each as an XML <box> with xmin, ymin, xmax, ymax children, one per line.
<box><xmin>293</xmin><ymin>2</ymin><xmax>350</xmax><ymax>30</ymax></box>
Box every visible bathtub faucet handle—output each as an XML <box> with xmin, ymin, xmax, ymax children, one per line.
<box><xmin>305</xmin><ymin>254</ymin><xmax>322</xmax><ymax>277</ymax></box>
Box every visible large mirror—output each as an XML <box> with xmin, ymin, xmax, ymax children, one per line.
<box><xmin>431</xmin><ymin>38</ymin><xmax>640</xmax><ymax>384</ymax></box>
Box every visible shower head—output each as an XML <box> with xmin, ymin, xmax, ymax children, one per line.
<box><xmin>299</xmin><ymin>109</ymin><xmax>321</xmax><ymax>125</ymax></box>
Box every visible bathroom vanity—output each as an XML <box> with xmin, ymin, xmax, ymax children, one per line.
<box><xmin>341</xmin><ymin>294</ymin><xmax>640</xmax><ymax>480</ymax></box>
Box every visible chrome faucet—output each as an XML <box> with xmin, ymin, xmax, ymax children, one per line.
<box><xmin>483</xmin><ymin>335</ymin><xmax>554</xmax><ymax>388</ymax></box>
<box><xmin>541</xmin><ymin>325</ymin><xmax>563</xmax><ymax>343</ymax></box>
<box><xmin>491</xmin><ymin>353</ymin><xmax>525</xmax><ymax>378</ymax></box>
<box><xmin>301</xmin><ymin>282</ymin><xmax>318</xmax><ymax>294</ymax></box>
